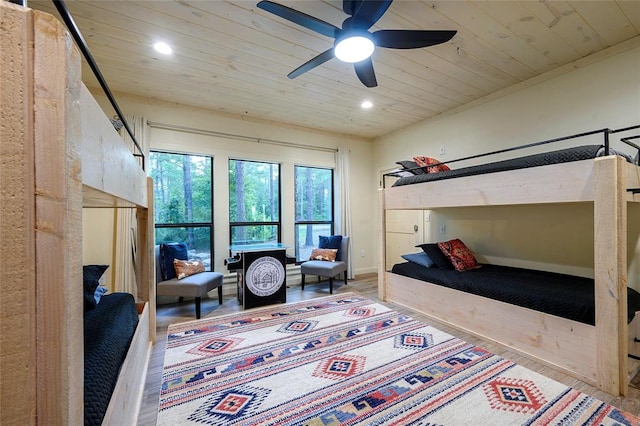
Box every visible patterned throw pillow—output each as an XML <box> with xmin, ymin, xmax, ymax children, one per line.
<box><xmin>437</xmin><ymin>239</ymin><xmax>481</xmax><ymax>272</ymax></box>
<box><xmin>309</xmin><ymin>248</ymin><xmax>338</xmax><ymax>262</ymax></box>
<box><xmin>413</xmin><ymin>156</ymin><xmax>451</xmax><ymax>173</ymax></box>
<box><xmin>173</xmin><ymin>259</ymin><xmax>205</xmax><ymax>280</ymax></box>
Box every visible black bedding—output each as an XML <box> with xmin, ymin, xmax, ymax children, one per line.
<box><xmin>392</xmin><ymin>144</ymin><xmax>609</xmax><ymax>187</ymax></box>
<box><xmin>390</xmin><ymin>262</ymin><xmax>640</xmax><ymax>325</ymax></box>
<box><xmin>84</xmin><ymin>292</ymin><xmax>139</xmax><ymax>426</ymax></box>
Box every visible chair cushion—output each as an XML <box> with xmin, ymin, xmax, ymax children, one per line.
<box><xmin>301</xmin><ymin>260</ymin><xmax>347</xmax><ymax>277</ymax></box>
<box><xmin>156</xmin><ymin>271</ymin><xmax>223</xmax><ymax>298</ymax></box>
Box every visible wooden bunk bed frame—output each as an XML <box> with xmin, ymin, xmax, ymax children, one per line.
<box><xmin>1</xmin><ymin>2</ymin><xmax>154</xmax><ymax>424</ymax></box>
<box><xmin>378</xmin><ymin>133</ymin><xmax>640</xmax><ymax>397</ymax></box>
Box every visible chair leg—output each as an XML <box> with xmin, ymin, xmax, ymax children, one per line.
<box><xmin>344</xmin><ymin>271</ymin><xmax>348</xmax><ymax>284</ymax></box>
<box><xmin>329</xmin><ymin>277</ymin><xmax>334</xmax><ymax>294</ymax></box>
<box><xmin>217</xmin><ymin>286</ymin><xmax>223</xmax><ymax>304</ymax></box>
<box><xmin>301</xmin><ymin>273</ymin><xmax>306</xmax><ymax>290</ymax></box>
<box><xmin>195</xmin><ymin>296</ymin><xmax>201</xmax><ymax>319</ymax></box>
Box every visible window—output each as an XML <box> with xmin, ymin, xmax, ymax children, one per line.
<box><xmin>150</xmin><ymin>151</ymin><xmax>213</xmax><ymax>269</ymax></box>
<box><xmin>229</xmin><ymin>159</ymin><xmax>281</xmax><ymax>247</ymax></box>
<box><xmin>294</xmin><ymin>166</ymin><xmax>334</xmax><ymax>261</ymax></box>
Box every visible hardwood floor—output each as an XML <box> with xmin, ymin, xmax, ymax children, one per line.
<box><xmin>137</xmin><ymin>274</ymin><xmax>640</xmax><ymax>425</ymax></box>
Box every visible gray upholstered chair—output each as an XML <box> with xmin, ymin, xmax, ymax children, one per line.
<box><xmin>155</xmin><ymin>246</ymin><xmax>224</xmax><ymax>319</ymax></box>
<box><xmin>300</xmin><ymin>236</ymin><xmax>349</xmax><ymax>294</ymax></box>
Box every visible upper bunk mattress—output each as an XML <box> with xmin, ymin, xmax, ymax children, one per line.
<box><xmin>390</xmin><ymin>262</ymin><xmax>640</xmax><ymax>325</ymax></box>
<box><xmin>392</xmin><ymin>144</ymin><xmax>604</xmax><ymax>187</ymax></box>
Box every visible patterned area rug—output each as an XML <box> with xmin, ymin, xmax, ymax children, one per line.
<box><xmin>157</xmin><ymin>294</ymin><xmax>639</xmax><ymax>425</ymax></box>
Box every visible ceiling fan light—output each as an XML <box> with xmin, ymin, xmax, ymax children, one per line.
<box><xmin>334</xmin><ymin>35</ymin><xmax>375</xmax><ymax>63</ymax></box>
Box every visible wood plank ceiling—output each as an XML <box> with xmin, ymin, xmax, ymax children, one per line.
<box><xmin>28</xmin><ymin>0</ymin><xmax>640</xmax><ymax>139</ymax></box>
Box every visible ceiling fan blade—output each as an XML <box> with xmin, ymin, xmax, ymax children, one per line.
<box><xmin>343</xmin><ymin>0</ymin><xmax>360</xmax><ymax>16</ymax></box>
<box><xmin>257</xmin><ymin>1</ymin><xmax>339</xmax><ymax>39</ymax></box>
<box><xmin>354</xmin><ymin>58</ymin><xmax>377</xmax><ymax>87</ymax></box>
<box><xmin>373</xmin><ymin>30</ymin><xmax>457</xmax><ymax>49</ymax></box>
<box><xmin>288</xmin><ymin>48</ymin><xmax>335</xmax><ymax>79</ymax></box>
<box><xmin>350</xmin><ymin>0</ymin><xmax>393</xmax><ymax>30</ymax></box>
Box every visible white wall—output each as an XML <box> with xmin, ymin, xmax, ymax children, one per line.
<box><xmin>374</xmin><ymin>44</ymin><xmax>640</xmax><ymax>287</ymax></box>
<box><xmin>86</xmin><ymin>93</ymin><xmax>377</xmax><ymax>281</ymax></box>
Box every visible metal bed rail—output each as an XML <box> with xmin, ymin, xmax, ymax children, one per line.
<box><xmin>52</xmin><ymin>0</ymin><xmax>146</xmax><ymax>171</ymax></box>
<box><xmin>383</xmin><ymin>124</ymin><xmax>640</xmax><ymax>188</ymax></box>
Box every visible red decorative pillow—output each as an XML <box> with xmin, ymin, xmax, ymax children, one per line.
<box><xmin>437</xmin><ymin>239</ymin><xmax>481</xmax><ymax>272</ymax></box>
<box><xmin>413</xmin><ymin>156</ymin><xmax>451</xmax><ymax>173</ymax></box>
<box><xmin>173</xmin><ymin>259</ymin><xmax>205</xmax><ymax>280</ymax></box>
<box><xmin>309</xmin><ymin>248</ymin><xmax>338</xmax><ymax>262</ymax></box>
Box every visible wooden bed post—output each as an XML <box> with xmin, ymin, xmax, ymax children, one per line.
<box><xmin>32</xmin><ymin>8</ymin><xmax>84</xmax><ymax>424</ymax></box>
<box><xmin>1</xmin><ymin>3</ymin><xmax>37</xmax><ymax>423</ymax></box>
<box><xmin>378</xmin><ymin>188</ymin><xmax>387</xmax><ymax>301</ymax></box>
<box><xmin>594</xmin><ymin>155</ymin><xmax>628</xmax><ymax>396</ymax></box>
<box><xmin>139</xmin><ymin>176</ymin><xmax>156</xmax><ymax>342</ymax></box>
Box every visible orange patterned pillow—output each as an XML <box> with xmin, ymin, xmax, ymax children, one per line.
<box><xmin>309</xmin><ymin>248</ymin><xmax>338</xmax><ymax>262</ymax></box>
<box><xmin>413</xmin><ymin>156</ymin><xmax>451</xmax><ymax>173</ymax></box>
<box><xmin>437</xmin><ymin>239</ymin><xmax>481</xmax><ymax>272</ymax></box>
<box><xmin>173</xmin><ymin>259</ymin><xmax>205</xmax><ymax>280</ymax></box>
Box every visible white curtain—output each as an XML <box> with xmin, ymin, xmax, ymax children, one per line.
<box><xmin>114</xmin><ymin>115</ymin><xmax>149</xmax><ymax>297</ymax></box>
<box><xmin>336</xmin><ymin>147</ymin><xmax>354</xmax><ymax>279</ymax></box>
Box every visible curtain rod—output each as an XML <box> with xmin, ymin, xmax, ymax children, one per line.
<box><xmin>146</xmin><ymin>121</ymin><xmax>338</xmax><ymax>153</ymax></box>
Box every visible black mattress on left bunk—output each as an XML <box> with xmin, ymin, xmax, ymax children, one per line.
<box><xmin>390</xmin><ymin>261</ymin><xmax>640</xmax><ymax>325</ymax></box>
<box><xmin>84</xmin><ymin>292</ymin><xmax>139</xmax><ymax>425</ymax></box>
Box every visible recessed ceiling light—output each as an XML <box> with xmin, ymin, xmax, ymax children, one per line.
<box><xmin>361</xmin><ymin>100</ymin><xmax>373</xmax><ymax>109</ymax></box>
<box><xmin>153</xmin><ymin>41</ymin><xmax>173</xmax><ymax>55</ymax></box>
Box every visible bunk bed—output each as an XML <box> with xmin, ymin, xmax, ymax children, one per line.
<box><xmin>1</xmin><ymin>2</ymin><xmax>154</xmax><ymax>424</ymax></box>
<box><xmin>378</xmin><ymin>125</ymin><xmax>640</xmax><ymax>397</ymax></box>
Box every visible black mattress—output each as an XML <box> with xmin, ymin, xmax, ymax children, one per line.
<box><xmin>390</xmin><ymin>262</ymin><xmax>640</xmax><ymax>325</ymax></box>
<box><xmin>84</xmin><ymin>292</ymin><xmax>139</xmax><ymax>426</ymax></box>
<box><xmin>392</xmin><ymin>144</ymin><xmax>604</xmax><ymax>187</ymax></box>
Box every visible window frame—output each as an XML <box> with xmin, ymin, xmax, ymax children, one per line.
<box><xmin>228</xmin><ymin>158</ymin><xmax>282</xmax><ymax>248</ymax></box>
<box><xmin>294</xmin><ymin>165</ymin><xmax>335</xmax><ymax>263</ymax></box>
<box><xmin>150</xmin><ymin>150</ymin><xmax>215</xmax><ymax>270</ymax></box>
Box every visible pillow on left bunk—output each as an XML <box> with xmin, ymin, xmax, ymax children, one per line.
<box><xmin>83</xmin><ymin>264</ymin><xmax>109</xmax><ymax>311</ymax></box>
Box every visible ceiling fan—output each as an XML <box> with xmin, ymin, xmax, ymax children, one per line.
<box><xmin>256</xmin><ymin>0</ymin><xmax>457</xmax><ymax>88</ymax></box>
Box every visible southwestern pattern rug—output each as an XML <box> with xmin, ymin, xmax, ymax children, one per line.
<box><xmin>157</xmin><ymin>294</ymin><xmax>640</xmax><ymax>425</ymax></box>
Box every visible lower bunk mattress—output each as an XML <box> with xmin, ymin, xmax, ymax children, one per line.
<box><xmin>390</xmin><ymin>262</ymin><xmax>640</xmax><ymax>325</ymax></box>
<box><xmin>84</xmin><ymin>292</ymin><xmax>139</xmax><ymax>426</ymax></box>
